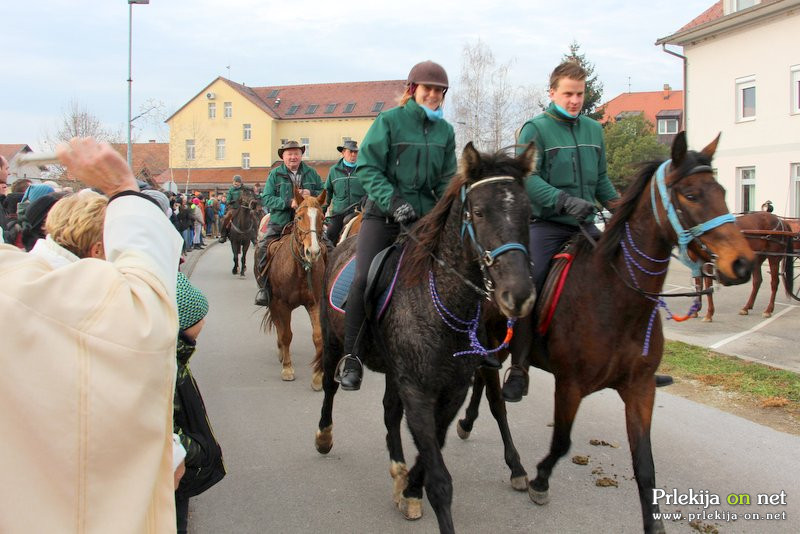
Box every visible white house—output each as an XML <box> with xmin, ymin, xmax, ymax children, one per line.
<box><xmin>656</xmin><ymin>0</ymin><xmax>800</xmax><ymax>215</ymax></box>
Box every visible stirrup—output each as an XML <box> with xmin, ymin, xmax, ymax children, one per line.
<box><xmin>334</xmin><ymin>354</ymin><xmax>362</xmax><ymax>381</ymax></box>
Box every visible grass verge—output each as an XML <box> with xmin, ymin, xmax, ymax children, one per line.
<box><xmin>661</xmin><ymin>341</ymin><xmax>800</xmax><ymax>415</ymax></box>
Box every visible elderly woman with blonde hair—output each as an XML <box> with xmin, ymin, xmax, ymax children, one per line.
<box><xmin>29</xmin><ymin>190</ymin><xmax>108</xmax><ymax>266</ymax></box>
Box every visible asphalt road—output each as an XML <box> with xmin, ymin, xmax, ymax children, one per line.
<box><xmin>182</xmin><ymin>242</ymin><xmax>799</xmax><ymax>533</ymax></box>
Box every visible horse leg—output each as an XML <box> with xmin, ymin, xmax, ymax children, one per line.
<box><xmin>740</xmin><ymin>257</ymin><xmax>764</xmax><ymax>315</ymax></box>
<box><xmin>231</xmin><ymin>243</ymin><xmax>239</xmax><ymax>275</ymax></box>
<box><xmin>763</xmin><ymin>256</ymin><xmax>780</xmax><ymax>317</ymax></box>
<box><xmin>307</xmin><ymin>302</ymin><xmax>324</xmax><ymax>391</ymax></box>
<box><xmin>240</xmin><ymin>242</ymin><xmax>248</xmax><ymax>277</ymax></box>
<box><xmin>456</xmin><ymin>369</ymin><xmax>485</xmax><ymax>440</ymax></box>
<box><xmin>482</xmin><ymin>367</ymin><xmax>528</xmax><ymax>490</ymax></box>
<box><xmin>529</xmin><ymin>380</ymin><xmax>582</xmax><ymax>506</ymax></box>
<box><xmin>271</xmin><ymin>302</ymin><xmax>295</xmax><ymax>381</ymax></box>
<box><xmin>315</xmin><ymin>330</ymin><xmax>341</xmax><ymax>454</ymax></box>
<box><xmin>704</xmin><ymin>276</ymin><xmax>714</xmax><ymax>322</ymax></box>
<box><xmin>690</xmin><ymin>277</ymin><xmax>702</xmax><ymax>318</ymax></box>
<box><xmin>383</xmin><ymin>377</ymin><xmax>408</xmax><ymax>506</ymax></box>
<box><xmin>399</xmin><ymin>392</ymin><xmax>455</xmax><ymax>533</ymax></box>
<box><xmin>618</xmin><ymin>381</ymin><xmax>665</xmax><ymax>534</ymax></box>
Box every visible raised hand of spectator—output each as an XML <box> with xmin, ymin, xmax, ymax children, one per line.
<box><xmin>56</xmin><ymin>138</ymin><xmax>138</xmax><ymax>197</ymax></box>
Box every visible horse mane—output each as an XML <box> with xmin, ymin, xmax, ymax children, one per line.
<box><xmin>402</xmin><ymin>148</ymin><xmax>530</xmax><ymax>283</ymax></box>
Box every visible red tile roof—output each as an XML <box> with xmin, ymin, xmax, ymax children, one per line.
<box><xmin>600</xmin><ymin>88</ymin><xmax>684</xmax><ymax>127</ymax></box>
<box><xmin>0</xmin><ymin>144</ymin><xmax>32</xmax><ymax>161</ymax></box>
<box><xmin>678</xmin><ymin>1</ymin><xmax>723</xmax><ymax>32</ymax></box>
<box><xmin>167</xmin><ymin>77</ymin><xmax>406</xmax><ymax>122</ymax></box>
<box><xmin>111</xmin><ymin>142</ymin><xmax>169</xmax><ymax>179</ymax></box>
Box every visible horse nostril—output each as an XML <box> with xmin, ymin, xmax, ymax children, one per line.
<box><xmin>733</xmin><ymin>257</ymin><xmax>752</xmax><ymax>280</ymax></box>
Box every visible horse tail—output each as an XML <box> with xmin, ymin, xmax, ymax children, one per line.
<box><xmin>260</xmin><ymin>307</ymin><xmax>275</xmax><ymax>333</ymax></box>
<box><xmin>783</xmin><ymin>236</ymin><xmax>794</xmax><ymax>298</ymax></box>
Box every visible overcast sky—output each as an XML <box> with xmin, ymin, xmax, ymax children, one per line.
<box><xmin>1</xmin><ymin>0</ymin><xmax>712</xmax><ymax>147</ymax></box>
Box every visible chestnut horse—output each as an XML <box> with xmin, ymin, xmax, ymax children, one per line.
<box><xmin>496</xmin><ymin>133</ymin><xmax>753</xmax><ymax>533</ymax></box>
<box><xmin>260</xmin><ymin>189</ymin><xmax>327</xmax><ymax>387</ymax></box>
<box><xmin>692</xmin><ymin>211</ymin><xmax>795</xmax><ymax>321</ymax></box>
<box><xmin>315</xmin><ymin>143</ymin><xmax>536</xmax><ymax>534</ymax></box>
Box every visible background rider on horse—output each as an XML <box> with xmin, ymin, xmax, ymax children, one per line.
<box><xmin>254</xmin><ymin>140</ymin><xmax>323</xmax><ymax>306</ymax></box>
<box><xmin>219</xmin><ymin>175</ymin><xmax>244</xmax><ymax>244</ymax></box>
<box><xmin>323</xmin><ymin>139</ymin><xmax>366</xmax><ymax>245</ymax></box>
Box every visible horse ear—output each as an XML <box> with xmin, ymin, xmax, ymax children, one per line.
<box><xmin>671</xmin><ymin>131</ymin><xmax>688</xmax><ymax>167</ymax></box>
<box><xmin>517</xmin><ymin>142</ymin><xmax>537</xmax><ymax>176</ymax></box>
<box><xmin>317</xmin><ymin>189</ymin><xmax>327</xmax><ymax>206</ymax></box>
<box><xmin>460</xmin><ymin>142</ymin><xmax>481</xmax><ymax>182</ymax></box>
<box><xmin>293</xmin><ymin>186</ymin><xmax>304</xmax><ymax>205</ymax></box>
<box><xmin>700</xmin><ymin>132</ymin><xmax>721</xmax><ymax>159</ymax></box>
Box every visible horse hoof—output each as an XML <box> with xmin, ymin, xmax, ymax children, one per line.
<box><xmin>390</xmin><ymin>461</ymin><xmax>408</xmax><ymax>504</ymax></box>
<box><xmin>528</xmin><ymin>486</ymin><xmax>550</xmax><ymax>505</ymax></box>
<box><xmin>398</xmin><ymin>497</ymin><xmax>422</xmax><ymax>520</ymax></box>
<box><xmin>763</xmin><ymin>312</ymin><xmax>772</xmax><ymax>318</ymax></box>
<box><xmin>739</xmin><ymin>309</ymin><xmax>749</xmax><ymax>316</ymax></box>
<box><xmin>456</xmin><ymin>420</ymin><xmax>470</xmax><ymax>440</ymax></box>
<box><xmin>232</xmin><ymin>268</ymin><xmax>238</xmax><ymax>275</ymax></box>
<box><xmin>315</xmin><ymin>427</ymin><xmax>333</xmax><ymax>454</ymax></box>
<box><xmin>281</xmin><ymin>368</ymin><xmax>295</xmax><ymax>381</ymax></box>
<box><xmin>702</xmin><ymin>317</ymin><xmax>712</xmax><ymax>323</ymax></box>
<box><xmin>511</xmin><ymin>475</ymin><xmax>529</xmax><ymax>492</ymax></box>
<box><xmin>649</xmin><ymin>519</ymin><xmax>667</xmax><ymax>534</ymax></box>
<box><xmin>311</xmin><ymin>370</ymin><xmax>323</xmax><ymax>391</ymax></box>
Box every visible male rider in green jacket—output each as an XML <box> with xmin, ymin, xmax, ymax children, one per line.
<box><xmin>219</xmin><ymin>175</ymin><xmax>243</xmax><ymax>243</ymax></box>
<box><xmin>254</xmin><ymin>140</ymin><xmax>323</xmax><ymax>306</ymax></box>
<box><xmin>323</xmin><ymin>139</ymin><xmax>365</xmax><ymax>245</ymax></box>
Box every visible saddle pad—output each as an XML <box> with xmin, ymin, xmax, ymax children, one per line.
<box><xmin>536</xmin><ymin>251</ymin><xmax>576</xmax><ymax>335</ymax></box>
<box><xmin>329</xmin><ymin>248</ymin><xmax>405</xmax><ymax>320</ymax></box>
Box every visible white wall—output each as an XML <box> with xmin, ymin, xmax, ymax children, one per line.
<box><xmin>684</xmin><ymin>10</ymin><xmax>800</xmax><ymax>215</ymax></box>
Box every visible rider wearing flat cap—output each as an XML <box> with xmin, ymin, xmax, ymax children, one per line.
<box><xmin>254</xmin><ymin>140</ymin><xmax>323</xmax><ymax>306</ymax></box>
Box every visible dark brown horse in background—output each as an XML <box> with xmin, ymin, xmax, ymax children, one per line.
<box><xmin>490</xmin><ymin>133</ymin><xmax>752</xmax><ymax>533</ymax></box>
<box><xmin>692</xmin><ymin>211</ymin><xmax>795</xmax><ymax>321</ymax></box>
<box><xmin>229</xmin><ymin>188</ymin><xmax>259</xmax><ymax>277</ymax></box>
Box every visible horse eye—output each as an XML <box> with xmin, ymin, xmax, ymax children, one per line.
<box><xmin>683</xmin><ymin>191</ymin><xmax>698</xmax><ymax>202</ymax></box>
<box><xmin>473</xmin><ymin>209</ymin><xmax>484</xmax><ymax>218</ymax></box>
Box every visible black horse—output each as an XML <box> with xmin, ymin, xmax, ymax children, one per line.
<box><xmin>314</xmin><ymin>143</ymin><xmax>536</xmax><ymax>534</ymax></box>
<box><xmin>229</xmin><ymin>188</ymin><xmax>259</xmax><ymax>276</ymax></box>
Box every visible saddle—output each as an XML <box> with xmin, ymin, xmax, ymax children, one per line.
<box><xmin>535</xmin><ymin>244</ymin><xmax>577</xmax><ymax>336</ymax></box>
<box><xmin>329</xmin><ymin>244</ymin><xmax>404</xmax><ymax>321</ymax></box>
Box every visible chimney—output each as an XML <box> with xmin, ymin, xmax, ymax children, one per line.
<box><xmin>274</xmin><ymin>97</ymin><xmax>281</xmax><ymax>107</ymax></box>
<box><xmin>663</xmin><ymin>83</ymin><xmax>671</xmax><ymax>99</ymax></box>
<box><xmin>148</xmin><ymin>139</ymin><xmax>156</xmax><ymax>143</ymax></box>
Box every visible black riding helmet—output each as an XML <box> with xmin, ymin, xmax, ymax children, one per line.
<box><xmin>407</xmin><ymin>60</ymin><xmax>449</xmax><ymax>93</ymax></box>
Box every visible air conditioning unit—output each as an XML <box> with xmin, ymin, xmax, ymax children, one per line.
<box><xmin>206</xmin><ymin>92</ymin><xmax>216</xmax><ymax>100</ymax></box>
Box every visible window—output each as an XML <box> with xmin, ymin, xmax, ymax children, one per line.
<box><xmin>267</xmin><ymin>89</ymin><xmax>279</xmax><ymax>99</ymax></box>
<box><xmin>736</xmin><ymin>76</ymin><xmax>756</xmax><ymax>121</ymax></box>
<box><xmin>242</xmin><ymin>153</ymin><xmax>250</xmax><ymax>170</ymax></box>
<box><xmin>791</xmin><ymin>65</ymin><xmax>800</xmax><ymax>114</ymax></box>
<box><xmin>325</xmin><ymin>103</ymin><xmax>337</xmax><ymax>114</ymax></box>
<box><xmin>185</xmin><ymin>139</ymin><xmax>195</xmax><ymax>161</ymax></box>
<box><xmin>208</xmin><ymin>102</ymin><xmax>216</xmax><ymax>119</ymax></box>
<box><xmin>737</xmin><ymin>167</ymin><xmax>756</xmax><ymax>212</ymax></box>
<box><xmin>300</xmin><ymin>137</ymin><xmax>310</xmax><ymax>159</ymax></box>
<box><xmin>215</xmin><ymin>139</ymin><xmax>226</xmax><ymax>160</ymax></box>
<box><xmin>372</xmin><ymin>101</ymin><xmax>385</xmax><ymax>112</ymax></box>
<box><xmin>792</xmin><ymin>163</ymin><xmax>800</xmax><ymax>217</ymax></box>
<box><xmin>657</xmin><ymin>118</ymin><xmax>679</xmax><ymax>134</ymax></box>
<box><xmin>224</xmin><ymin>102</ymin><xmax>232</xmax><ymax>118</ymax></box>
<box><xmin>305</xmin><ymin>104</ymin><xmax>318</xmax><ymax>114</ymax></box>
<box><xmin>243</xmin><ymin>123</ymin><xmax>251</xmax><ymax>140</ymax></box>
<box><xmin>343</xmin><ymin>102</ymin><xmax>356</xmax><ymax>113</ymax></box>
<box><xmin>286</xmin><ymin>104</ymin><xmax>300</xmax><ymax>115</ymax></box>
<box><xmin>735</xmin><ymin>0</ymin><xmax>756</xmax><ymax>11</ymax></box>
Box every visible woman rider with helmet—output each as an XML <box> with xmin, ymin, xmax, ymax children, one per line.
<box><xmin>337</xmin><ymin>60</ymin><xmax>460</xmax><ymax>391</ymax></box>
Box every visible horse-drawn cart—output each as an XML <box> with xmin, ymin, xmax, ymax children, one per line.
<box><xmin>738</xmin><ymin>215</ymin><xmax>800</xmax><ymax>301</ymax></box>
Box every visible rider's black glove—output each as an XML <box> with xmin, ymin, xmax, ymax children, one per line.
<box><xmin>390</xmin><ymin>196</ymin><xmax>417</xmax><ymax>225</ymax></box>
<box><xmin>556</xmin><ymin>191</ymin><xmax>595</xmax><ymax>222</ymax></box>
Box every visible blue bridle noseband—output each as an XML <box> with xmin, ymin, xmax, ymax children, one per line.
<box><xmin>650</xmin><ymin>159</ymin><xmax>735</xmax><ymax>277</ymax></box>
<box><xmin>459</xmin><ymin>175</ymin><xmax>528</xmax><ymax>266</ymax></box>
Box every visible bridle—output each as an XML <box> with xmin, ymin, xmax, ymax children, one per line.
<box><xmin>290</xmin><ymin>202</ymin><xmax>324</xmax><ymax>290</ymax></box>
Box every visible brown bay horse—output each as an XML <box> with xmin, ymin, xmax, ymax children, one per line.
<box><xmin>260</xmin><ymin>189</ymin><xmax>327</xmax><ymax>387</ymax></box>
<box><xmin>228</xmin><ymin>189</ymin><xmax>259</xmax><ymax>277</ymax></box>
<box><xmin>498</xmin><ymin>133</ymin><xmax>753</xmax><ymax>533</ymax></box>
<box><xmin>692</xmin><ymin>211</ymin><xmax>796</xmax><ymax>321</ymax></box>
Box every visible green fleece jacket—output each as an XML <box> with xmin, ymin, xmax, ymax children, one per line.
<box><xmin>261</xmin><ymin>162</ymin><xmax>323</xmax><ymax>227</ymax></box>
<box><xmin>517</xmin><ymin>102</ymin><xmax>618</xmax><ymax>226</ymax></box>
<box><xmin>357</xmin><ymin>98</ymin><xmax>456</xmax><ymax>218</ymax></box>
<box><xmin>323</xmin><ymin>159</ymin><xmax>365</xmax><ymax>215</ymax></box>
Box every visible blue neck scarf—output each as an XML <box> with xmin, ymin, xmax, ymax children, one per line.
<box><xmin>342</xmin><ymin>159</ymin><xmax>356</xmax><ymax>168</ymax></box>
<box><xmin>553</xmin><ymin>103</ymin><xmax>579</xmax><ymax>119</ymax></box>
<box><xmin>422</xmin><ymin>105</ymin><xmax>444</xmax><ymax>121</ymax></box>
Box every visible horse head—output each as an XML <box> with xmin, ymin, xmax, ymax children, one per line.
<box><xmin>605</xmin><ymin>131</ymin><xmax>754</xmax><ymax>286</ymax></box>
<box><xmin>293</xmin><ymin>188</ymin><xmax>327</xmax><ymax>264</ymax></box>
<box><xmin>458</xmin><ymin>142</ymin><xmax>537</xmax><ymax>318</ymax></box>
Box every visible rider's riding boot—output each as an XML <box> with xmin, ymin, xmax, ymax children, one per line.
<box><xmin>254</xmin><ymin>243</ymin><xmax>270</xmax><ymax>306</ymax></box>
<box><xmin>254</xmin><ymin>281</ymin><xmax>271</xmax><ymax>307</ymax></box>
<box><xmin>655</xmin><ymin>374</ymin><xmax>674</xmax><ymax>387</ymax></box>
<box><xmin>218</xmin><ymin>225</ymin><xmax>228</xmax><ymax>243</ymax></box>
<box><xmin>336</xmin><ymin>354</ymin><xmax>363</xmax><ymax>391</ymax></box>
<box><xmin>502</xmin><ymin>365</ymin><xmax>529</xmax><ymax>402</ymax></box>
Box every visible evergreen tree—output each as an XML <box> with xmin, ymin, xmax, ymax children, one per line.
<box><xmin>561</xmin><ymin>41</ymin><xmax>604</xmax><ymax>120</ymax></box>
<box><xmin>604</xmin><ymin>114</ymin><xmax>669</xmax><ymax>191</ymax></box>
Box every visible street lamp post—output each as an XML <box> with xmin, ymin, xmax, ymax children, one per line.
<box><xmin>127</xmin><ymin>0</ymin><xmax>150</xmax><ymax>169</ymax></box>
